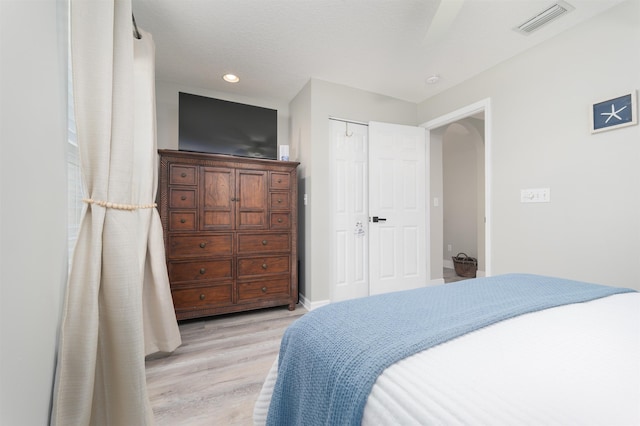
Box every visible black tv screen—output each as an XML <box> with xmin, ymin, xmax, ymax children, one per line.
<box><xmin>178</xmin><ymin>92</ymin><xmax>277</xmax><ymax>160</ymax></box>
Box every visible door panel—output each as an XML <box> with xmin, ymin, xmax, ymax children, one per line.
<box><xmin>236</xmin><ymin>170</ymin><xmax>268</xmax><ymax>229</ymax></box>
<box><xmin>403</xmin><ymin>227</ymin><xmax>419</xmax><ymax>276</ymax></box>
<box><xmin>201</xmin><ymin>167</ymin><xmax>234</xmax><ymax>230</ymax></box>
<box><xmin>369</xmin><ymin>122</ymin><xmax>426</xmax><ymax>295</ymax></box>
<box><xmin>378</xmin><ymin>227</ymin><xmax>397</xmax><ymax>279</ymax></box>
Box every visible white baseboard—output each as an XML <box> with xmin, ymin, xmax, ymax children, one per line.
<box><xmin>299</xmin><ymin>293</ymin><xmax>330</xmax><ymax>311</ymax></box>
<box><xmin>300</xmin><ymin>275</ymin><xmax>464</xmax><ymax>309</ymax></box>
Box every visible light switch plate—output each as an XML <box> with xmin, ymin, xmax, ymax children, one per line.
<box><xmin>520</xmin><ymin>188</ymin><xmax>550</xmax><ymax>203</ymax></box>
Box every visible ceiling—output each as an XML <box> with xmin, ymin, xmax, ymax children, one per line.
<box><xmin>132</xmin><ymin>0</ymin><xmax>623</xmax><ymax>105</ymax></box>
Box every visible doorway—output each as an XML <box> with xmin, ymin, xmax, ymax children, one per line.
<box><xmin>329</xmin><ymin>119</ymin><xmax>427</xmax><ymax>302</ymax></box>
<box><xmin>423</xmin><ymin>98</ymin><xmax>492</xmax><ymax>282</ymax></box>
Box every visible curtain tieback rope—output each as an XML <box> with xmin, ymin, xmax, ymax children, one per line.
<box><xmin>83</xmin><ymin>198</ymin><xmax>157</xmax><ymax>211</ymax></box>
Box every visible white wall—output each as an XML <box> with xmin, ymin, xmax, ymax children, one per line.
<box><xmin>289</xmin><ymin>81</ymin><xmax>312</xmax><ymax>298</ymax></box>
<box><xmin>290</xmin><ymin>78</ymin><xmax>417</xmax><ymax>303</ymax></box>
<box><xmin>150</xmin><ymin>1</ymin><xmax>640</xmax><ymax>306</ymax></box>
<box><xmin>0</xmin><ymin>1</ymin><xmax>68</xmax><ymax>424</ymax></box>
<box><xmin>155</xmin><ymin>80</ymin><xmax>291</xmax><ymax>151</ymax></box>
<box><xmin>429</xmin><ymin>129</ymin><xmax>444</xmax><ymax>280</ymax></box>
<box><xmin>418</xmin><ymin>0</ymin><xmax>640</xmax><ymax>290</ymax></box>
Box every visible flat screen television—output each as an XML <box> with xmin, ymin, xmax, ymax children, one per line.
<box><xmin>178</xmin><ymin>92</ymin><xmax>277</xmax><ymax>160</ymax></box>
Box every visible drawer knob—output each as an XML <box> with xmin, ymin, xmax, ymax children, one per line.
<box><xmin>199</xmin><ymin>268</ymin><xmax>206</xmax><ymax>274</ymax></box>
<box><xmin>277</xmin><ymin>178</ymin><xmax>282</xmax><ymax>183</ymax></box>
<box><xmin>180</xmin><ymin>218</ymin><xmax>186</xmax><ymax>223</ymax></box>
<box><xmin>277</xmin><ymin>218</ymin><xmax>283</xmax><ymax>223</ymax></box>
<box><xmin>199</xmin><ymin>242</ymin><xmax>206</xmax><ymax>248</ymax></box>
<box><xmin>261</xmin><ymin>286</ymin><xmax>267</xmax><ymax>293</ymax></box>
<box><xmin>199</xmin><ymin>294</ymin><xmax>205</xmax><ymax>300</ymax></box>
<box><xmin>262</xmin><ymin>240</ymin><xmax>268</xmax><ymax>245</ymax></box>
<box><xmin>181</xmin><ymin>172</ymin><xmax>187</xmax><ymax>178</ymax></box>
<box><xmin>262</xmin><ymin>263</ymin><xmax>268</xmax><ymax>269</ymax></box>
<box><xmin>277</xmin><ymin>198</ymin><xmax>282</xmax><ymax>203</ymax></box>
<box><xmin>181</xmin><ymin>195</ymin><xmax>187</xmax><ymax>200</ymax></box>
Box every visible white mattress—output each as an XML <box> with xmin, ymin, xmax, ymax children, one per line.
<box><xmin>254</xmin><ymin>292</ymin><xmax>640</xmax><ymax>425</ymax></box>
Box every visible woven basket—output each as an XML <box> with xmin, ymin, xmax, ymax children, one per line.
<box><xmin>452</xmin><ymin>253</ymin><xmax>478</xmax><ymax>278</ymax></box>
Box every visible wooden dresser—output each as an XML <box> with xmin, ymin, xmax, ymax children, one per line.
<box><xmin>158</xmin><ymin>149</ymin><xmax>299</xmax><ymax>320</ymax></box>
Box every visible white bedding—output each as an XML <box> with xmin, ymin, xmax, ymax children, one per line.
<box><xmin>255</xmin><ymin>292</ymin><xmax>640</xmax><ymax>425</ymax></box>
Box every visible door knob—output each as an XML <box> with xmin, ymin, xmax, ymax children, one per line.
<box><xmin>372</xmin><ymin>216</ymin><xmax>387</xmax><ymax>223</ymax></box>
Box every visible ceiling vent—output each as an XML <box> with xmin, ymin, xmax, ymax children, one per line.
<box><xmin>514</xmin><ymin>1</ymin><xmax>575</xmax><ymax>35</ymax></box>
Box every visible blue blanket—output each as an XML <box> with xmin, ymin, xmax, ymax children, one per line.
<box><xmin>266</xmin><ymin>274</ymin><xmax>635</xmax><ymax>425</ymax></box>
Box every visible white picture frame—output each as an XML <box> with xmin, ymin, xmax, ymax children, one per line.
<box><xmin>591</xmin><ymin>91</ymin><xmax>637</xmax><ymax>134</ymax></box>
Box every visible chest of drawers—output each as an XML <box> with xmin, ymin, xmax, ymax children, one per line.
<box><xmin>158</xmin><ymin>150</ymin><xmax>299</xmax><ymax>320</ymax></box>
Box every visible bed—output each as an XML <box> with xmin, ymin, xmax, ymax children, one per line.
<box><xmin>254</xmin><ymin>274</ymin><xmax>640</xmax><ymax>425</ymax></box>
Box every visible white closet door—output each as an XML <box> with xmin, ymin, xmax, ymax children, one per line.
<box><xmin>369</xmin><ymin>121</ymin><xmax>426</xmax><ymax>295</ymax></box>
<box><xmin>330</xmin><ymin>120</ymin><xmax>369</xmax><ymax>301</ymax></box>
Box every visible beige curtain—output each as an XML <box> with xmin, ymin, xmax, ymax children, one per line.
<box><xmin>52</xmin><ymin>0</ymin><xmax>181</xmax><ymax>424</ymax></box>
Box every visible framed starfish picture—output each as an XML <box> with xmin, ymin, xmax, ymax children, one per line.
<box><xmin>591</xmin><ymin>91</ymin><xmax>637</xmax><ymax>133</ymax></box>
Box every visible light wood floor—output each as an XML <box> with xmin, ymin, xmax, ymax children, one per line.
<box><xmin>147</xmin><ymin>273</ymin><xmax>464</xmax><ymax>424</ymax></box>
<box><xmin>443</xmin><ymin>267</ymin><xmax>472</xmax><ymax>283</ymax></box>
<box><xmin>146</xmin><ymin>305</ymin><xmax>306</xmax><ymax>426</ymax></box>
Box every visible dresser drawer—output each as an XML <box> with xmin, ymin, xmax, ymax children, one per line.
<box><xmin>169</xmin><ymin>164</ymin><xmax>197</xmax><ymax>185</ymax></box>
<box><xmin>269</xmin><ymin>192</ymin><xmax>290</xmax><ymax>210</ymax></box>
<box><xmin>169</xmin><ymin>211</ymin><xmax>197</xmax><ymax>231</ymax></box>
<box><xmin>237</xmin><ymin>277</ymin><xmax>290</xmax><ymax>302</ymax></box>
<box><xmin>168</xmin><ymin>259</ymin><xmax>233</xmax><ymax>283</ymax></box>
<box><xmin>237</xmin><ymin>255</ymin><xmax>290</xmax><ymax>278</ymax></box>
<box><xmin>169</xmin><ymin>188</ymin><xmax>196</xmax><ymax>209</ymax></box>
<box><xmin>172</xmin><ymin>283</ymin><xmax>233</xmax><ymax>310</ymax></box>
<box><xmin>270</xmin><ymin>172</ymin><xmax>290</xmax><ymax>190</ymax></box>
<box><xmin>237</xmin><ymin>233</ymin><xmax>290</xmax><ymax>254</ymax></box>
<box><xmin>168</xmin><ymin>234</ymin><xmax>233</xmax><ymax>259</ymax></box>
<box><xmin>270</xmin><ymin>212</ymin><xmax>290</xmax><ymax>229</ymax></box>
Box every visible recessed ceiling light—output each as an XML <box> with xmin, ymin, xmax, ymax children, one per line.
<box><xmin>223</xmin><ymin>73</ymin><xmax>240</xmax><ymax>83</ymax></box>
<box><xmin>426</xmin><ymin>75</ymin><xmax>440</xmax><ymax>84</ymax></box>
